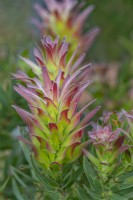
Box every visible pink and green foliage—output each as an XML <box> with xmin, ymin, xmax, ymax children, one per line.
<box><xmin>13</xmin><ymin>36</ymin><xmax>100</xmax><ymax>172</ymax></box>
<box><xmin>33</xmin><ymin>0</ymin><xmax>100</xmax><ymax>53</ymax></box>
<box><xmin>88</xmin><ymin>123</ymin><xmax>121</xmax><ymax>145</ymax></box>
<box><xmin>80</xmin><ymin>112</ymin><xmax>133</xmax><ymax>200</ymax></box>
<box><xmin>83</xmin><ymin>113</ymin><xmax>130</xmax><ymax>182</ymax></box>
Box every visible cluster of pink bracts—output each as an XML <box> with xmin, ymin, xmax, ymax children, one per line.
<box><xmin>13</xmin><ymin>36</ymin><xmax>100</xmax><ymax>170</ymax></box>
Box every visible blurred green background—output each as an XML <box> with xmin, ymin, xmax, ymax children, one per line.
<box><xmin>0</xmin><ymin>0</ymin><xmax>133</xmax><ymax>198</ymax></box>
<box><xmin>88</xmin><ymin>0</ymin><xmax>133</xmax><ymax>61</ymax></box>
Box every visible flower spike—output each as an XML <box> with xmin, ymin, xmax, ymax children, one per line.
<box><xmin>13</xmin><ymin>37</ymin><xmax>99</xmax><ymax>171</ymax></box>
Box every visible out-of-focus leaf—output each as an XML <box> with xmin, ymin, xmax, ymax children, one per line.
<box><xmin>63</xmin><ymin>167</ymin><xmax>83</xmax><ymax>189</ymax></box>
<box><xmin>93</xmin><ymin>178</ymin><xmax>103</xmax><ymax>194</ymax></box>
<box><xmin>83</xmin><ymin>157</ymin><xmax>97</xmax><ymax>179</ymax></box>
<box><xmin>0</xmin><ymin>177</ymin><xmax>10</xmax><ymax>192</ymax></box>
<box><xmin>20</xmin><ymin>141</ymin><xmax>31</xmax><ymax>164</ymax></box>
<box><xmin>120</xmin><ymin>38</ymin><xmax>133</xmax><ymax>56</ymax></box>
<box><xmin>46</xmin><ymin>191</ymin><xmax>61</xmax><ymax>200</ymax></box>
<box><xmin>83</xmin><ymin>185</ymin><xmax>101</xmax><ymax>200</ymax></box>
<box><xmin>12</xmin><ymin>179</ymin><xmax>25</xmax><ymax>200</ymax></box>
<box><xmin>83</xmin><ymin>157</ymin><xmax>97</xmax><ymax>189</ymax></box>
<box><xmin>76</xmin><ymin>186</ymin><xmax>90</xmax><ymax>200</ymax></box>
<box><xmin>0</xmin><ymin>87</ymin><xmax>9</xmax><ymax>106</ymax></box>
<box><xmin>31</xmin><ymin>158</ymin><xmax>58</xmax><ymax>191</ymax></box>
<box><xmin>109</xmin><ymin>193</ymin><xmax>127</xmax><ymax>200</ymax></box>
<box><xmin>11</xmin><ymin>166</ymin><xmax>33</xmax><ymax>182</ymax></box>
<box><xmin>11</xmin><ymin>166</ymin><xmax>27</xmax><ymax>188</ymax></box>
<box><xmin>117</xmin><ymin>187</ymin><xmax>133</xmax><ymax>199</ymax></box>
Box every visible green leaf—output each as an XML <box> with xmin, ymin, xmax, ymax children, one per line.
<box><xmin>93</xmin><ymin>178</ymin><xmax>103</xmax><ymax>194</ymax></box>
<box><xmin>83</xmin><ymin>157</ymin><xmax>97</xmax><ymax>188</ymax></box>
<box><xmin>109</xmin><ymin>193</ymin><xmax>127</xmax><ymax>200</ymax></box>
<box><xmin>62</xmin><ymin>164</ymin><xmax>72</xmax><ymax>182</ymax></box>
<box><xmin>12</xmin><ymin>179</ymin><xmax>25</xmax><ymax>200</ymax></box>
<box><xmin>76</xmin><ymin>186</ymin><xmax>90</xmax><ymax>200</ymax></box>
<box><xmin>31</xmin><ymin>158</ymin><xmax>58</xmax><ymax>190</ymax></box>
<box><xmin>46</xmin><ymin>191</ymin><xmax>61</xmax><ymax>200</ymax></box>
<box><xmin>0</xmin><ymin>87</ymin><xmax>9</xmax><ymax>106</ymax></box>
<box><xmin>123</xmin><ymin>191</ymin><xmax>133</xmax><ymax>199</ymax></box>
<box><xmin>63</xmin><ymin>166</ymin><xmax>83</xmax><ymax>189</ymax></box>
<box><xmin>119</xmin><ymin>183</ymin><xmax>133</xmax><ymax>190</ymax></box>
<box><xmin>118</xmin><ymin>176</ymin><xmax>133</xmax><ymax>190</ymax></box>
<box><xmin>117</xmin><ymin>171</ymin><xmax>133</xmax><ymax>182</ymax></box>
<box><xmin>0</xmin><ymin>177</ymin><xmax>10</xmax><ymax>192</ymax></box>
<box><xmin>110</xmin><ymin>183</ymin><xmax>120</xmax><ymax>193</ymax></box>
<box><xmin>19</xmin><ymin>138</ymin><xmax>32</xmax><ymax>164</ymax></box>
<box><xmin>111</xmin><ymin>176</ymin><xmax>133</xmax><ymax>195</ymax></box>
<box><xmin>85</xmin><ymin>151</ymin><xmax>99</xmax><ymax>167</ymax></box>
<box><xmin>117</xmin><ymin>187</ymin><xmax>133</xmax><ymax>198</ymax></box>
<box><xmin>11</xmin><ymin>166</ymin><xmax>27</xmax><ymax>188</ymax></box>
<box><xmin>11</xmin><ymin>166</ymin><xmax>33</xmax><ymax>182</ymax></box>
<box><xmin>83</xmin><ymin>185</ymin><xmax>102</xmax><ymax>200</ymax></box>
<box><xmin>83</xmin><ymin>157</ymin><xmax>97</xmax><ymax>179</ymax></box>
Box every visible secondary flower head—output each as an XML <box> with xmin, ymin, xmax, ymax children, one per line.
<box><xmin>13</xmin><ymin>37</ymin><xmax>100</xmax><ymax>172</ymax></box>
<box><xmin>84</xmin><ymin>121</ymin><xmax>128</xmax><ymax>182</ymax></box>
<box><xmin>33</xmin><ymin>0</ymin><xmax>99</xmax><ymax>53</ymax></box>
<box><xmin>89</xmin><ymin>124</ymin><xmax>121</xmax><ymax>145</ymax></box>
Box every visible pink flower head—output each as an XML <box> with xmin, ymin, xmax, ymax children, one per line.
<box><xmin>88</xmin><ymin>124</ymin><xmax>121</xmax><ymax>145</ymax></box>
<box><xmin>33</xmin><ymin>0</ymin><xmax>100</xmax><ymax>52</ymax></box>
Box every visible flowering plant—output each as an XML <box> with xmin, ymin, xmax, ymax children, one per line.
<box><xmin>12</xmin><ymin>35</ymin><xmax>133</xmax><ymax>199</ymax></box>
<box><xmin>13</xmin><ymin>37</ymin><xmax>100</xmax><ymax>181</ymax></box>
<box><xmin>4</xmin><ymin>0</ymin><xmax>133</xmax><ymax>199</ymax></box>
